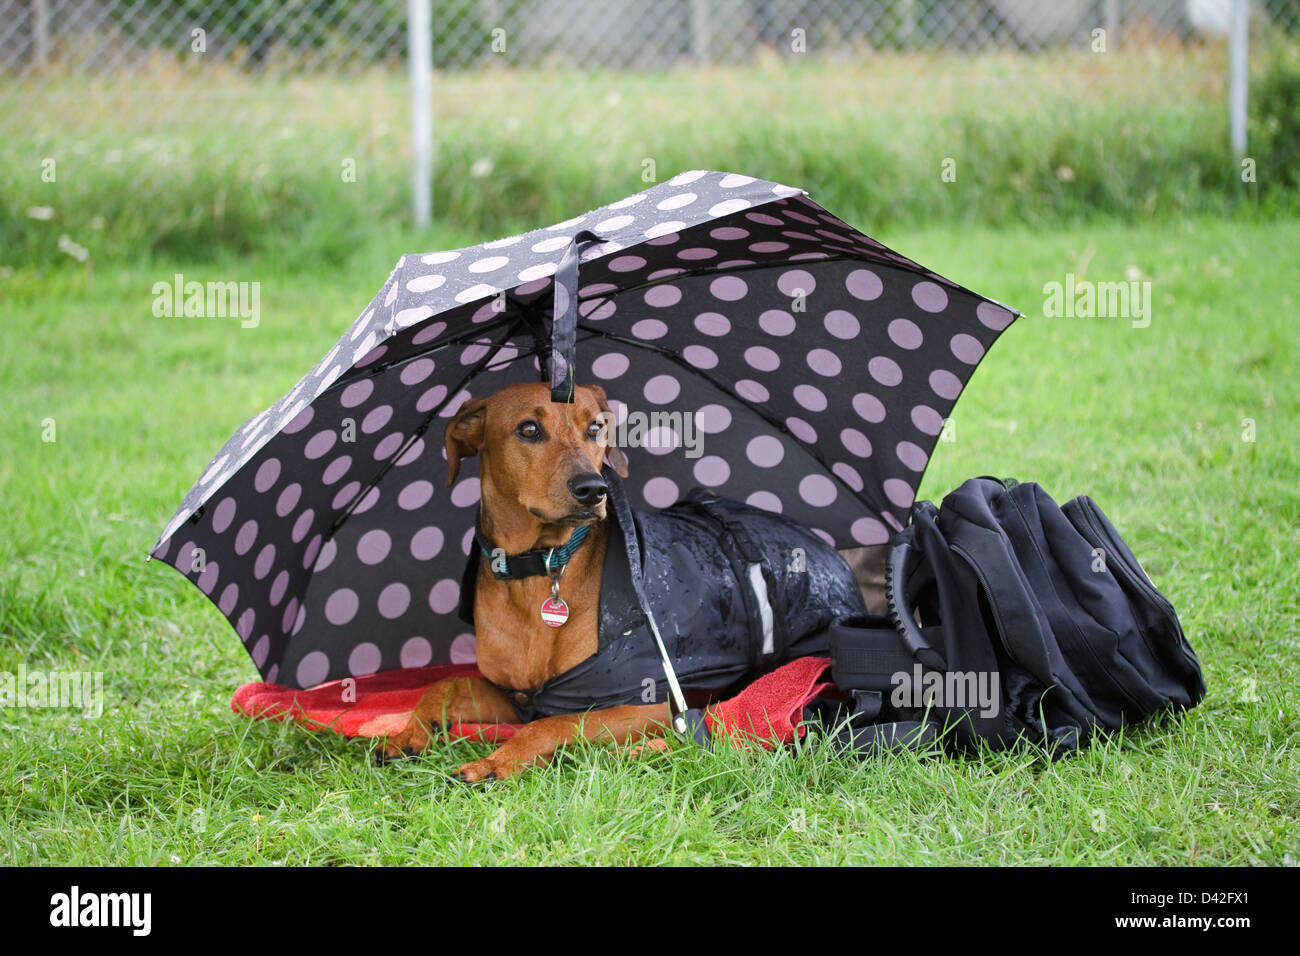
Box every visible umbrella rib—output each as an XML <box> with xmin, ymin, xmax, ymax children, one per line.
<box><xmin>575</xmin><ymin>325</ymin><xmax>896</xmax><ymax>528</ymax></box>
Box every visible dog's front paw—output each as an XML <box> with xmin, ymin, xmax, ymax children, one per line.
<box><xmin>454</xmin><ymin>745</ymin><xmax>529</xmax><ymax>782</ymax></box>
<box><xmin>377</xmin><ymin>713</ymin><xmax>441</xmax><ymax>762</ymax></box>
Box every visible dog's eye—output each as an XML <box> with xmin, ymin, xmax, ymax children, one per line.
<box><xmin>586</xmin><ymin>420</ymin><xmax>605</xmax><ymax>440</ymax></box>
<box><xmin>515</xmin><ymin>420</ymin><xmax>542</xmax><ymax>441</ymax></box>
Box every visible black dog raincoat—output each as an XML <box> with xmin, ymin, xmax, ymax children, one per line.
<box><xmin>458</xmin><ymin>468</ymin><xmax>867</xmax><ymax>721</ymax></box>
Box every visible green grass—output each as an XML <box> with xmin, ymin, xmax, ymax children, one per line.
<box><xmin>1</xmin><ymin>213</ymin><xmax>1297</xmax><ymax>865</ymax></box>
<box><xmin>4</xmin><ymin>47</ymin><xmax>1299</xmax><ymax>269</ymax></box>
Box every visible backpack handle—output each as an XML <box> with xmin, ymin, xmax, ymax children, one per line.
<box><xmin>886</xmin><ymin>539</ymin><xmax>948</xmax><ymax>672</ymax></box>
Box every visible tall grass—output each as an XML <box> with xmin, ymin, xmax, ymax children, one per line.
<box><xmin>2</xmin><ymin>46</ymin><xmax>1296</xmax><ymax>268</ymax></box>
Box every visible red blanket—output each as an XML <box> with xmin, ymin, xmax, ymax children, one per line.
<box><xmin>232</xmin><ymin>656</ymin><xmax>839</xmax><ymax>750</ymax></box>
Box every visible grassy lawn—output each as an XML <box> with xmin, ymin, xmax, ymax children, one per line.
<box><xmin>1</xmin><ymin>213</ymin><xmax>1296</xmax><ymax>865</ymax></box>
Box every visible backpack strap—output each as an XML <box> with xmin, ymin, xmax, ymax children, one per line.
<box><xmin>827</xmin><ymin>616</ymin><xmax>918</xmax><ymax>693</ymax></box>
<box><xmin>886</xmin><ymin>539</ymin><xmax>947</xmax><ymax>671</ymax></box>
<box><xmin>828</xmin><ymin>519</ymin><xmax>951</xmax><ymax>693</ymax></box>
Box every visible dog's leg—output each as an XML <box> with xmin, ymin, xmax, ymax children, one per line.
<box><xmin>380</xmin><ymin>676</ymin><xmax>518</xmax><ymax>759</ymax></box>
<box><xmin>455</xmin><ymin>702</ymin><xmax>673</xmax><ymax>781</ymax></box>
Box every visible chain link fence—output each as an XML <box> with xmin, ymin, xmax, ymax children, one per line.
<box><xmin>4</xmin><ymin>1</ymin><xmax>1300</xmax><ymax>72</ymax></box>
<box><xmin>1</xmin><ymin>0</ymin><xmax>1297</xmax><ymax>252</ymax></box>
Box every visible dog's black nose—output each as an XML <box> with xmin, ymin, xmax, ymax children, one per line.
<box><xmin>567</xmin><ymin>472</ymin><xmax>608</xmax><ymax>506</ymax></box>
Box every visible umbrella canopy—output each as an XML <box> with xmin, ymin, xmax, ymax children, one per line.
<box><xmin>149</xmin><ymin>170</ymin><xmax>1019</xmax><ymax>689</ymax></box>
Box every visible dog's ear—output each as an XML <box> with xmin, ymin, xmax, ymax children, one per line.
<box><xmin>444</xmin><ymin>396</ymin><xmax>488</xmax><ymax>487</ymax></box>
<box><xmin>586</xmin><ymin>385</ymin><xmax>629</xmax><ymax>478</ymax></box>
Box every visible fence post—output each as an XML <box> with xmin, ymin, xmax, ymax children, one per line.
<box><xmin>32</xmin><ymin>0</ymin><xmax>50</xmax><ymax>66</ymax></box>
<box><xmin>409</xmin><ymin>0</ymin><xmax>433</xmax><ymax>230</ymax></box>
<box><xmin>691</xmin><ymin>0</ymin><xmax>711</xmax><ymax>64</ymax></box>
<box><xmin>1229</xmin><ymin>0</ymin><xmax>1249</xmax><ymax>159</ymax></box>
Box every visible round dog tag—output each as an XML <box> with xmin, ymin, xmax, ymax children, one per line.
<box><xmin>540</xmin><ymin>597</ymin><xmax>570</xmax><ymax>627</ymax></box>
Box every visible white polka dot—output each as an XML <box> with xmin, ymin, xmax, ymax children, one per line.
<box><xmin>760</xmin><ymin>310</ymin><xmax>796</xmax><ymax>336</ymax></box>
<box><xmin>517</xmin><ymin>263</ymin><xmax>557</xmax><ymax>282</ymax></box>
<box><xmin>468</xmin><ymin>255</ymin><xmax>510</xmax><ymax>273</ymax></box>
<box><xmin>806</xmin><ymin>349</ymin><xmax>842</xmax><ymax>377</ymax></box>
<box><xmin>694</xmin><ymin>312</ymin><xmax>730</xmax><ymax>336</ymax></box>
<box><xmin>693</xmin><ymin>455</ymin><xmax>730</xmax><ymax>486</ymax></box>
<box><xmin>912</xmin><ymin>281</ymin><xmax>949</xmax><ymax>312</ymax></box>
<box><xmin>406</xmin><ymin>273</ymin><xmax>445</xmax><ymax>293</ymax></box>
<box><xmin>799</xmin><ymin>474</ymin><xmax>837</xmax><ymax>507</ymax></box>
<box><xmin>851</xmin><ymin>517</ymin><xmax>890</xmax><ymax>546</ymax></box>
<box><xmin>429</xmin><ymin>579</ymin><xmax>461</xmax><ymax>615</ymax></box>
<box><xmin>869</xmin><ymin>356</ymin><xmax>903</xmax><ymax>387</ymax></box>
<box><xmin>400</xmin><ymin>637</ymin><xmax>433</xmax><ymax>668</ymax></box>
<box><xmin>709</xmin><ymin>198</ymin><xmax>750</xmax><ymax>217</ymax></box>
<box><xmin>644</xmin><ymin>375</ymin><xmax>681</xmax><ymax>404</ymax></box>
<box><xmin>644</xmin><ymin>221</ymin><xmax>686</xmax><ymax>240</ymax></box>
<box><xmin>846</xmin><ymin>269</ymin><xmax>883</xmax><ymax>300</ymax></box>
<box><xmin>683</xmin><ymin>345</ymin><xmax>718</xmax><ymax>369</ymax></box>
<box><xmin>642</xmin><ymin>477</ymin><xmax>679</xmax><ymax>509</ymax></box>
<box><xmin>794</xmin><ymin>384</ymin><xmax>827</xmax><ymax>412</ymax></box>
<box><xmin>631</xmin><ymin>319</ymin><xmax>668</xmax><ymax>340</ymax></box>
<box><xmin>325</xmin><ymin>588</ymin><xmax>359</xmax><ymax>626</ymax></box>
<box><xmin>824</xmin><ymin>310</ymin><xmax>860</xmax><ymax>339</ymax></box>
<box><xmin>747</xmin><ymin>435</ymin><xmax>784</xmax><ymax>467</ymax></box>
<box><xmin>450</xmin><ymin>477</ymin><xmax>481</xmax><ymax>508</ymax></box>
<box><xmin>841</xmin><ymin>428</ymin><xmax>872</xmax><ymax>457</ymax></box>
<box><xmin>594</xmin><ymin>214</ymin><xmax>634</xmax><ymax>231</ymax></box>
<box><xmin>592</xmin><ymin>353</ymin><xmax>630</xmax><ymax>379</ymax></box>
<box><xmin>643</xmin><ymin>426</ymin><xmax>680</xmax><ymax>455</ymax></box>
<box><xmin>296</xmin><ymin>651</ymin><xmax>330</xmax><ymax>688</ymax></box>
<box><xmin>455</xmin><ymin>283</ymin><xmax>498</xmax><ymax>304</ymax></box>
<box><xmin>884</xmin><ymin>479</ymin><xmax>915</xmax><ymax>508</ymax></box>
<box><xmin>778</xmin><ymin>270</ymin><xmax>815</xmax><ymax>297</ymax></box>
<box><xmin>531</xmin><ymin>235</ymin><xmax>570</xmax><ymax>253</ymax></box>
<box><xmin>696</xmin><ymin>404</ymin><xmax>732</xmax><ymax>433</ymax></box>
<box><xmin>348</xmin><ymin>643</ymin><xmax>383</xmax><ymax>676</ymax></box>
<box><xmin>786</xmin><ymin>417</ymin><xmax>818</xmax><ymax>443</ymax></box>
<box><xmin>832</xmin><ymin>463</ymin><xmax>864</xmax><ymax>492</ymax></box>
<box><xmin>896</xmin><ymin>441</ymin><xmax>929</xmax><ymax>472</ymax></box>
<box><xmin>450</xmin><ymin>634</ymin><xmax>477</xmax><ymax>664</ymax></box>
<box><xmin>950</xmin><ymin>334</ymin><xmax>985</xmax><ymax>364</ymax></box>
<box><xmin>710</xmin><ymin>276</ymin><xmax>747</xmax><ymax>301</ymax></box>
<box><xmin>745</xmin><ymin>346</ymin><xmax>780</xmax><ymax>372</ymax></box>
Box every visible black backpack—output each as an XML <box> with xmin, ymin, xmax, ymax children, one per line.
<box><xmin>822</xmin><ymin>477</ymin><xmax>1206</xmax><ymax>757</ymax></box>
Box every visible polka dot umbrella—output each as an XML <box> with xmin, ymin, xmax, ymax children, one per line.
<box><xmin>149</xmin><ymin>170</ymin><xmax>1020</xmax><ymax>689</ymax></box>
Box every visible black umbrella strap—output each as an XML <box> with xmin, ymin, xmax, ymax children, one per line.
<box><xmin>604</xmin><ymin>466</ymin><xmax>691</xmax><ymax>730</ymax></box>
<box><xmin>550</xmin><ymin>229</ymin><xmax>604</xmax><ymax>403</ymax></box>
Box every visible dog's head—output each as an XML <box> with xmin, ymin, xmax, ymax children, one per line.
<box><xmin>444</xmin><ymin>382</ymin><xmax>629</xmax><ymax>527</ymax></box>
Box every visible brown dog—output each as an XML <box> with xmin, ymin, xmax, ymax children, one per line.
<box><xmin>379</xmin><ymin>382</ymin><xmax>671</xmax><ymax>779</ymax></box>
